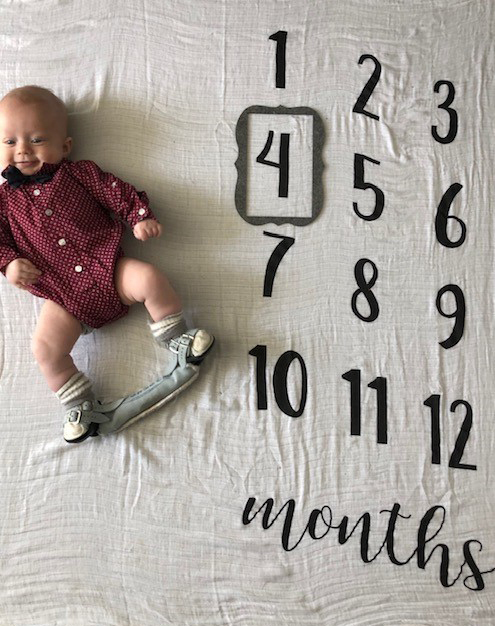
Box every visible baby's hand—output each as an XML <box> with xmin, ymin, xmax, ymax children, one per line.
<box><xmin>133</xmin><ymin>219</ymin><xmax>163</xmax><ymax>241</ymax></box>
<box><xmin>5</xmin><ymin>258</ymin><xmax>42</xmax><ymax>290</ymax></box>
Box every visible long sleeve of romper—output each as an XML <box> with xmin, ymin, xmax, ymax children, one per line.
<box><xmin>0</xmin><ymin>201</ymin><xmax>21</xmax><ymax>275</ymax></box>
<box><xmin>68</xmin><ymin>160</ymin><xmax>158</xmax><ymax>228</ymax></box>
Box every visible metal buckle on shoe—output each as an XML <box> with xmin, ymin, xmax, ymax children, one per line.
<box><xmin>168</xmin><ymin>333</ymin><xmax>195</xmax><ymax>354</ymax></box>
<box><xmin>69</xmin><ymin>409</ymin><xmax>82</xmax><ymax>423</ymax></box>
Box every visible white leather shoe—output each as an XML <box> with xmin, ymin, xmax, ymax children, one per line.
<box><xmin>191</xmin><ymin>330</ymin><xmax>214</xmax><ymax>358</ymax></box>
<box><xmin>168</xmin><ymin>329</ymin><xmax>215</xmax><ymax>366</ymax></box>
<box><xmin>62</xmin><ymin>400</ymin><xmax>109</xmax><ymax>443</ymax></box>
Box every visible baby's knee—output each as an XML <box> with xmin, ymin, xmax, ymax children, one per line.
<box><xmin>139</xmin><ymin>263</ymin><xmax>170</xmax><ymax>298</ymax></box>
<box><xmin>31</xmin><ymin>335</ymin><xmax>63</xmax><ymax>366</ymax></box>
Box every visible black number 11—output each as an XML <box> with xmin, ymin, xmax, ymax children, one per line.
<box><xmin>342</xmin><ymin>369</ymin><xmax>388</xmax><ymax>444</ymax></box>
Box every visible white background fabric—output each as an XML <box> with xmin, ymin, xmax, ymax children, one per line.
<box><xmin>0</xmin><ymin>0</ymin><xmax>493</xmax><ymax>623</ymax></box>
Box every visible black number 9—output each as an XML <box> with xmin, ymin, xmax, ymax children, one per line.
<box><xmin>436</xmin><ymin>284</ymin><xmax>465</xmax><ymax>349</ymax></box>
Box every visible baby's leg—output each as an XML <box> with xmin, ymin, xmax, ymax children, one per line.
<box><xmin>32</xmin><ymin>300</ymin><xmax>82</xmax><ymax>392</ymax></box>
<box><xmin>115</xmin><ymin>257</ymin><xmax>214</xmax><ymax>362</ymax></box>
<box><xmin>114</xmin><ymin>257</ymin><xmax>182</xmax><ymax>322</ymax></box>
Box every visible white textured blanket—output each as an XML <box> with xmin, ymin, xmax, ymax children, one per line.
<box><xmin>0</xmin><ymin>1</ymin><xmax>493</xmax><ymax>624</ymax></box>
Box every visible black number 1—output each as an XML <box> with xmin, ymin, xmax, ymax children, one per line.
<box><xmin>269</xmin><ymin>31</ymin><xmax>287</xmax><ymax>88</ymax></box>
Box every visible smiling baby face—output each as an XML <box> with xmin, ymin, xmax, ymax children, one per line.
<box><xmin>0</xmin><ymin>86</ymin><xmax>72</xmax><ymax>175</ymax></box>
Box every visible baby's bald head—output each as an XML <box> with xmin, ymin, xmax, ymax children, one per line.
<box><xmin>0</xmin><ymin>86</ymin><xmax>68</xmax><ymax>137</ymax></box>
<box><xmin>0</xmin><ymin>85</ymin><xmax>72</xmax><ymax>173</ymax></box>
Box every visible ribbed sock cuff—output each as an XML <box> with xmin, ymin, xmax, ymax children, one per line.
<box><xmin>56</xmin><ymin>372</ymin><xmax>94</xmax><ymax>408</ymax></box>
<box><xmin>149</xmin><ymin>311</ymin><xmax>187</xmax><ymax>343</ymax></box>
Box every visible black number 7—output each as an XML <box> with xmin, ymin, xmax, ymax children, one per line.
<box><xmin>263</xmin><ymin>231</ymin><xmax>295</xmax><ymax>297</ymax></box>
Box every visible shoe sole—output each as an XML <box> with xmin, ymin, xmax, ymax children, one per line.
<box><xmin>64</xmin><ymin>420</ymin><xmax>99</xmax><ymax>444</ymax></box>
<box><xmin>187</xmin><ymin>336</ymin><xmax>215</xmax><ymax>365</ymax></box>
<box><xmin>108</xmin><ymin>366</ymin><xmax>200</xmax><ymax>434</ymax></box>
<box><xmin>115</xmin><ymin>336</ymin><xmax>216</xmax><ymax>431</ymax></box>
<box><xmin>64</xmin><ymin>336</ymin><xmax>215</xmax><ymax>442</ymax></box>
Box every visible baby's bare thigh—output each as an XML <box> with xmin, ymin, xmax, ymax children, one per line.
<box><xmin>33</xmin><ymin>300</ymin><xmax>83</xmax><ymax>354</ymax></box>
<box><xmin>114</xmin><ymin>257</ymin><xmax>160</xmax><ymax>306</ymax></box>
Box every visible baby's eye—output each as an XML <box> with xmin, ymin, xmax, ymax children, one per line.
<box><xmin>31</xmin><ymin>138</ymin><xmax>44</xmax><ymax>144</ymax></box>
<box><xmin>4</xmin><ymin>139</ymin><xmax>15</xmax><ymax>145</ymax></box>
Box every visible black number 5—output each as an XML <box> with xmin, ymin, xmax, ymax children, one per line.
<box><xmin>353</xmin><ymin>154</ymin><xmax>384</xmax><ymax>221</ymax></box>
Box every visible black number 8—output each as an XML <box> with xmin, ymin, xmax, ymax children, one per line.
<box><xmin>351</xmin><ymin>259</ymin><xmax>379</xmax><ymax>322</ymax></box>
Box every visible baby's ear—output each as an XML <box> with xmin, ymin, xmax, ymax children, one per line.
<box><xmin>63</xmin><ymin>136</ymin><xmax>73</xmax><ymax>156</ymax></box>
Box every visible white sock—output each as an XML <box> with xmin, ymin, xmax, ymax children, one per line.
<box><xmin>149</xmin><ymin>311</ymin><xmax>187</xmax><ymax>344</ymax></box>
<box><xmin>56</xmin><ymin>372</ymin><xmax>93</xmax><ymax>408</ymax></box>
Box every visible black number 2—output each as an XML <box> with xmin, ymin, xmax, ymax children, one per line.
<box><xmin>353</xmin><ymin>54</ymin><xmax>381</xmax><ymax>121</ymax></box>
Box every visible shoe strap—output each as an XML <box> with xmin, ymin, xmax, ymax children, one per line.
<box><xmin>168</xmin><ymin>332</ymin><xmax>196</xmax><ymax>368</ymax></box>
<box><xmin>65</xmin><ymin>401</ymin><xmax>110</xmax><ymax>425</ymax></box>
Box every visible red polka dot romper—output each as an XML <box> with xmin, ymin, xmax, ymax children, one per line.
<box><xmin>0</xmin><ymin>158</ymin><xmax>157</xmax><ymax>328</ymax></box>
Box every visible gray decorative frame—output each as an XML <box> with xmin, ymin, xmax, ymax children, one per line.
<box><xmin>235</xmin><ymin>105</ymin><xmax>325</xmax><ymax>226</ymax></box>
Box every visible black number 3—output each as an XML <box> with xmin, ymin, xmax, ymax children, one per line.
<box><xmin>432</xmin><ymin>80</ymin><xmax>458</xmax><ymax>144</ymax></box>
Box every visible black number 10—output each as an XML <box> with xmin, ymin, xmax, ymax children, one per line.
<box><xmin>249</xmin><ymin>345</ymin><xmax>307</xmax><ymax>417</ymax></box>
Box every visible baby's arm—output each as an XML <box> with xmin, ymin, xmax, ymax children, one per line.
<box><xmin>68</xmin><ymin>160</ymin><xmax>158</xmax><ymax>230</ymax></box>
<box><xmin>5</xmin><ymin>258</ymin><xmax>41</xmax><ymax>290</ymax></box>
<box><xmin>0</xmin><ymin>206</ymin><xmax>41</xmax><ymax>290</ymax></box>
<box><xmin>0</xmin><ymin>209</ymin><xmax>21</xmax><ymax>274</ymax></box>
<box><xmin>133</xmin><ymin>219</ymin><xmax>163</xmax><ymax>241</ymax></box>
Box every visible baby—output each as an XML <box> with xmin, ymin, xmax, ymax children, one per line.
<box><xmin>0</xmin><ymin>85</ymin><xmax>214</xmax><ymax>443</ymax></box>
